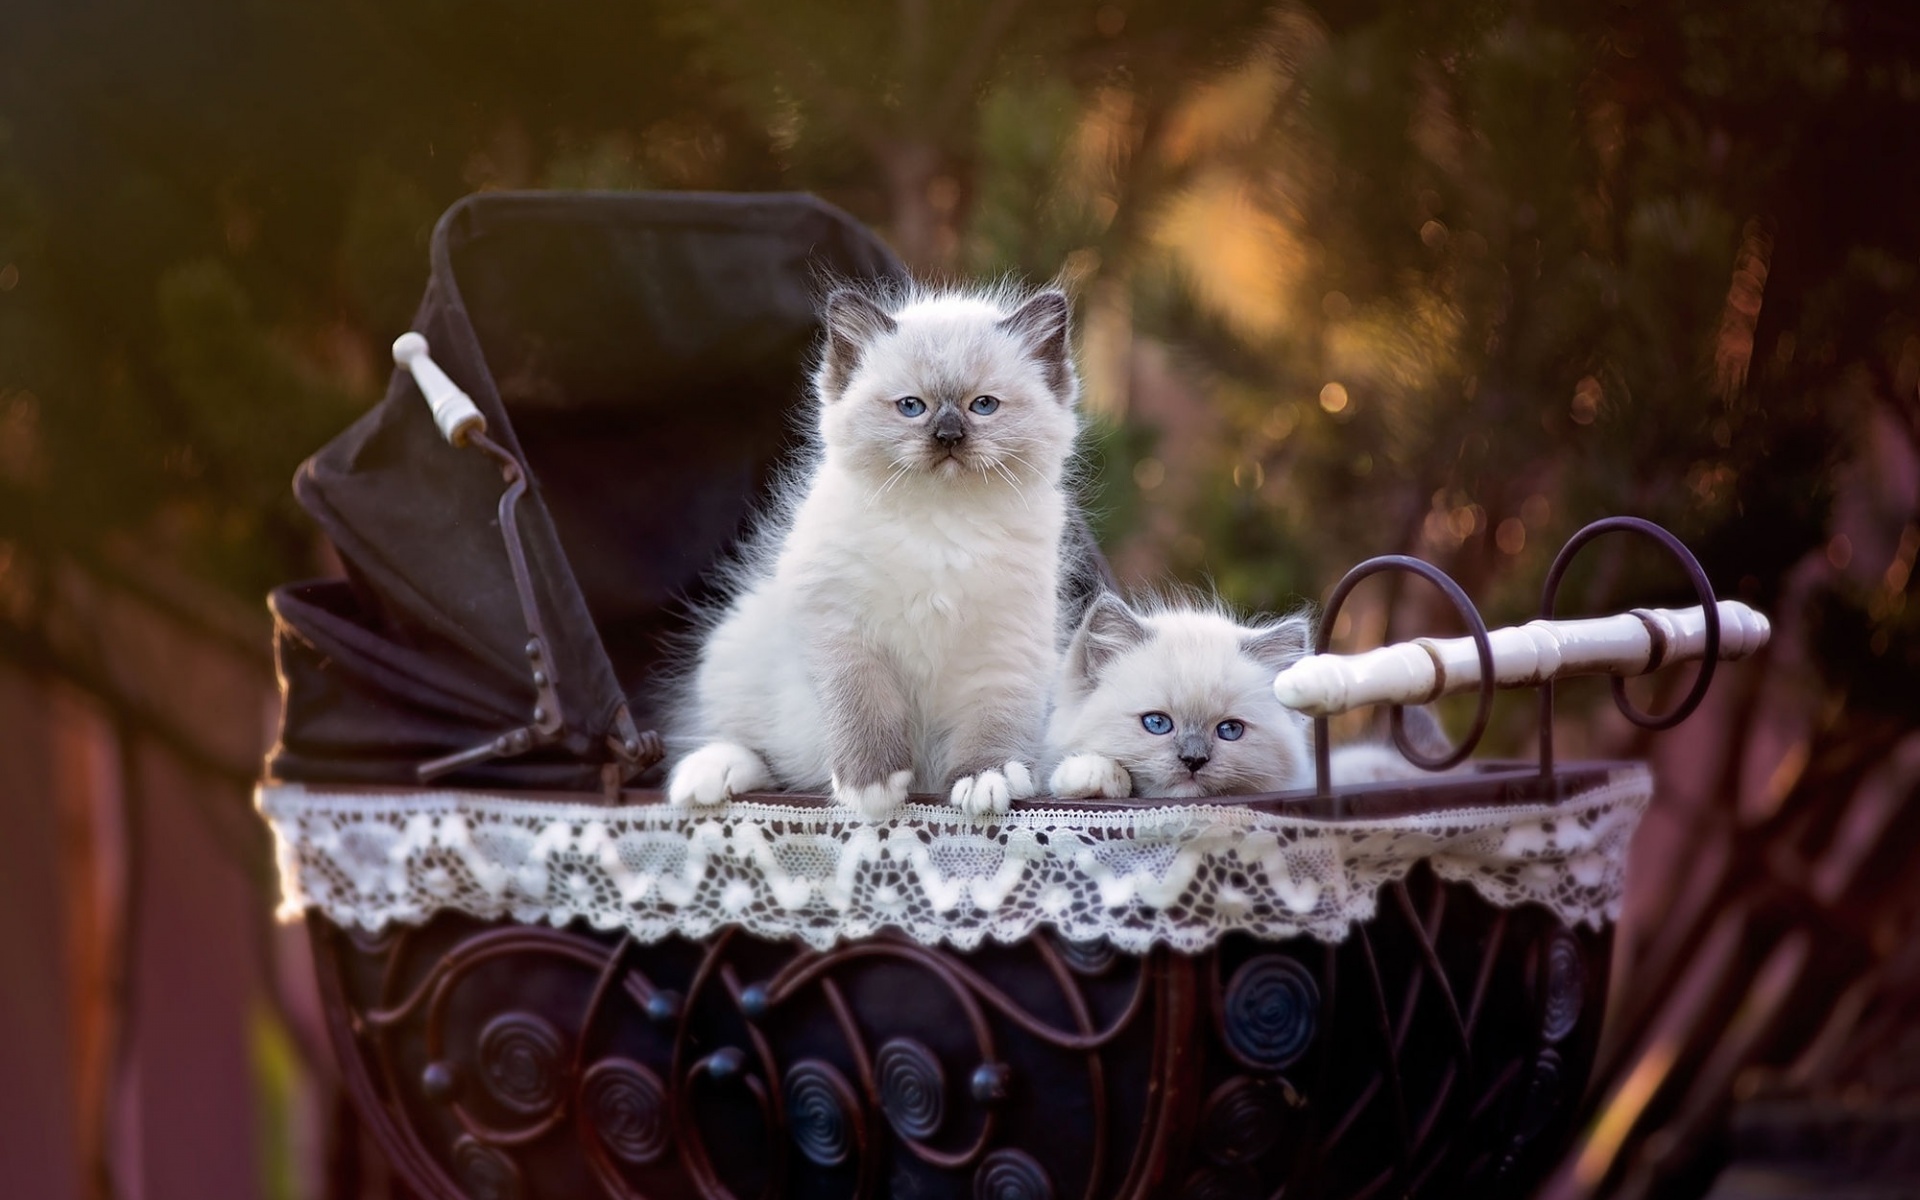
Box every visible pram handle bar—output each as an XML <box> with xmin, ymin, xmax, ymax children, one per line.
<box><xmin>393</xmin><ymin>332</ymin><xmax>486</xmax><ymax>446</ymax></box>
<box><xmin>1274</xmin><ymin>600</ymin><xmax>1768</xmax><ymax>718</ymax></box>
<box><xmin>389</xmin><ymin>330</ymin><xmax>662</xmax><ymax>789</ymax></box>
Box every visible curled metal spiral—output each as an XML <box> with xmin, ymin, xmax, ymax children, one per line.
<box><xmin>478</xmin><ymin>1013</ymin><xmax>566</xmax><ymax>1117</ymax></box>
<box><xmin>1514</xmin><ymin>1048</ymin><xmax>1566</xmax><ymax>1145</ymax></box>
<box><xmin>973</xmin><ymin>1148</ymin><xmax>1056</xmax><ymax>1200</ymax></box>
<box><xmin>1312</xmin><ymin>555</ymin><xmax>1496</xmax><ymax>800</ymax></box>
<box><xmin>580</xmin><ymin>1058</ymin><xmax>670</xmax><ymax>1166</ymax></box>
<box><xmin>1179</xmin><ymin>1165</ymin><xmax>1261</xmax><ymax>1200</ymax></box>
<box><xmin>1220</xmin><ymin>954</ymin><xmax>1321</xmax><ymax>1072</ymax></box>
<box><xmin>1539</xmin><ymin>516</ymin><xmax>1722</xmax><ymax>775</ymax></box>
<box><xmin>784</xmin><ymin>1059</ymin><xmax>862</xmax><ymax>1168</ymax></box>
<box><xmin>1539</xmin><ymin>933</ymin><xmax>1586</xmax><ymax>1045</ymax></box>
<box><xmin>1198</xmin><ymin>1076</ymin><xmax>1292</xmax><ymax>1166</ymax></box>
<box><xmin>1054</xmin><ymin>933</ymin><xmax>1117</xmax><ymax>977</ymax></box>
<box><xmin>876</xmin><ymin>1038</ymin><xmax>947</xmax><ymax>1140</ymax></box>
<box><xmin>452</xmin><ymin>1135</ymin><xmax>524</xmax><ymax>1200</ymax></box>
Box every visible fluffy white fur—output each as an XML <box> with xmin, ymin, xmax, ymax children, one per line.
<box><xmin>1047</xmin><ymin>593</ymin><xmax>1315</xmax><ymax>799</ymax></box>
<box><xmin>668</xmin><ymin>283</ymin><xmax>1081</xmax><ymax>819</ymax></box>
<box><xmin>1324</xmin><ymin>704</ymin><xmax>1458</xmax><ymax>785</ymax></box>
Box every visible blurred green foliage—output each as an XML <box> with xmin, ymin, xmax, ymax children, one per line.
<box><xmin>0</xmin><ymin>0</ymin><xmax>1914</xmax><ymax>724</ymax></box>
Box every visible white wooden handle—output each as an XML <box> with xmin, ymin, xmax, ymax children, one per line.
<box><xmin>1273</xmin><ymin>601</ymin><xmax>1770</xmax><ymax>717</ymax></box>
<box><xmin>392</xmin><ymin>332</ymin><xmax>486</xmax><ymax>446</ymax></box>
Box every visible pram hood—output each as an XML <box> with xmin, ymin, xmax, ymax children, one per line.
<box><xmin>269</xmin><ymin>191</ymin><xmax>907</xmax><ymax>789</ymax></box>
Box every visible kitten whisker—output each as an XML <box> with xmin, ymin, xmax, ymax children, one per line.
<box><xmin>987</xmin><ymin>458</ymin><xmax>1033</xmax><ymax>513</ymax></box>
<box><xmin>870</xmin><ymin>457</ymin><xmax>914</xmax><ymax>503</ymax></box>
<box><xmin>1001</xmin><ymin>449</ymin><xmax>1046</xmax><ymax>483</ymax></box>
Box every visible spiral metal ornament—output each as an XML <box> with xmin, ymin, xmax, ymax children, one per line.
<box><xmin>580</xmin><ymin>1058</ymin><xmax>670</xmax><ymax>1166</ymax></box>
<box><xmin>1054</xmin><ymin>934</ymin><xmax>1116</xmax><ymax>976</ymax></box>
<box><xmin>1540</xmin><ymin>933</ymin><xmax>1586</xmax><ymax>1044</ymax></box>
<box><xmin>1197</xmin><ymin>1077</ymin><xmax>1290</xmax><ymax>1166</ymax></box>
<box><xmin>1180</xmin><ymin>1165</ymin><xmax>1262</xmax><ymax>1200</ymax></box>
<box><xmin>973</xmin><ymin>1148</ymin><xmax>1056</xmax><ymax>1200</ymax></box>
<box><xmin>451</xmin><ymin>1135</ymin><xmax>524</xmax><ymax>1200</ymax></box>
<box><xmin>784</xmin><ymin>1059</ymin><xmax>860</xmax><ymax>1168</ymax></box>
<box><xmin>1220</xmin><ymin>955</ymin><xmax>1320</xmax><ymax>1071</ymax></box>
<box><xmin>876</xmin><ymin>1038</ymin><xmax>945</xmax><ymax>1140</ymax></box>
<box><xmin>1515</xmin><ymin>1049</ymin><xmax>1565</xmax><ymax>1144</ymax></box>
<box><xmin>477</xmin><ymin>1012</ymin><xmax>566</xmax><ymax>1116</ymax></box>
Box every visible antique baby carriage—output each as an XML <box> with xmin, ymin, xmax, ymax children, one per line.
<box><xmin>257</xmin><ymin>190</ymin><xmax>1767</xmax><ymax>1199</ymax></box>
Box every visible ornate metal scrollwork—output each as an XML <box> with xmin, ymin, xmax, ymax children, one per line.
<box><xmin>1219</xmin><ymin>954</ymin><xmax>1320</xmax><ymax>1071</ymax></box>
<box><xmin>877</xmin><ymin>1038</ymin><xmax>947</xmax><ymax>1140</ymax></box>
<box><xmin>579</xmin><ymin>1059</ymin><xmax>670</xmax><ymax>1166</ymax></box>
<box><xmin>1198</xmin><ymin>1076</ymin><xmax>1295</xmax><ymax>1166</ymax></box>
<box><xmin>784</xmin><ymin>1059</ymin><xmax>862</xmax><ymax>1167</ymax></box>
<box><xmin>973</xmin><ymin>1148</ymin><xmax>1057</xmax><ymax>1200</ymax></box>
<box><xmin>312</xmin><ymin>862</ymin><xmax>1612</xmax><ymax>1199</ymax></box>
<box><xmin>477</xmin><ymin>1014</ymin><xmax>566</xmax><ymax>1117</ymax></box>
<box><xmin>1539</xmin><ymin>933</ymin><xmax>1586</xmax><ymax>1045</ymax></box>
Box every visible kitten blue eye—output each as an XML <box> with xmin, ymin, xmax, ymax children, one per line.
<box><xmin>1141</xmin><ymin>712</ymin><xmax>1173</xmax><ymax>735</ymax></box>
<box><xmin>1216</xmin><ymin>720</ymin><xmax>1245</xmax><ymax>741</ymax></box>
<box><xmin>969</xmin><ymin>395</ymin><xmax>1000</xmax><ymax>415</ymax></box>
<box><xmin>896</xmin><ymin>396</ymin><xmax>927</xmax><ymax>417</ymax></box>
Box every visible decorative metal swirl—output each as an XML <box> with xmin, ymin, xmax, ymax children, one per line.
<box><xmin>452</xmin><ymin>1134</ymin><xmax>524</xmax><ymax>1200</ymax></box>
<box><xmin>1054</xmin><ymin>934</ymin><xmax>1116</xmax><ymax>976</ymax></box>
<box><xmin>477</xmin><ymin>1012</ymin><xmax>566</xmax><ymax>1116</ymax></box>
<box><xmin>1540</xmin><ymin>933</ymin><xmax>1586</xmax><ymax>1044</ymax></box>
<box><xmin>1539</xmin><ymin>516</ymin><xmax>1722</xmax><ymax>774</ymax></box>
<box><xmin>1311</xmin><ymin>554</ymin><xmax>1496</xmax><ymax>796</ymax></box>
<box><xmin>973</xmin><ymin>1148</ymin><xmax>1056</xmax><ymax>1200</ymax></box>
<box><xmin>1179</xmin><ymin>1165</ymin><xmax>1261</xmax><ymax>1200</ymax></box>
<box><xmin>876</xmin><ymin>1038</ymin><xmax>946</xmax><ymax>1140</ymax></box>
<box><xmin>580</xmin><ymin>1058</ymin><xmax>670</xmax><ymax>1165</ymax></box>
<box><xmin>1514</xmin><ymin>1048</ymin><xmax>1565</xmax><ymax>1144</ymax></box>
<box><xmin>784</xmin><ymin>1059</ymin><xmax>860</xmax><ymax>1168</ymax></box>
<box><xmin>1220</xmin><ymin>955</ymin><xmax>1320</xmax><ymax>1071</ymax></box>
<box><xmin>316</xmin><ymin>869</ymin><xmax>1616</xmax><ymax>1199</ymax></box>
<box><xmin>1197</xmin><ymin>1077</ymin><xmax>1289</xmax><ymax>1166</ymax></box>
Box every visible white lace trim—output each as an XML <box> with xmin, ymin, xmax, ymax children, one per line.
<box><xmin>257</xmin><ymin>769</ymin><xmax>1650</xmax><ymax>953</ymax></box>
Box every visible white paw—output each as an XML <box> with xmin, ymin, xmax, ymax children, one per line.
<box><xmin>949</xmin><ymin>761</ymin><xmax>1029</xmax><ymax>817</ymax></box>
<box><xmin>667</xmin><ymin>742</ymin><xmax>773</xmax><ymax>807</ymax></box>
<box><xmin>1001</xmin><ymin>760</ymin><xmax>1036</xmax><ymax>799</ymax></box>
<box><xmin>832</xmin><ymin>769</ymin><xmax>913</xmax><ymax>820</ymax></box>
<box><xmin>1049</xmin><ymin>753</ymin><xmax>1133</xmax><ymax>799</ymax></box>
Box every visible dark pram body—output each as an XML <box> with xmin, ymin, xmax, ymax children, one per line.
<box><xmin>263</xmin><ymin>191</ymin><xmax>1649</xmax><ymax>1199</ymax></box>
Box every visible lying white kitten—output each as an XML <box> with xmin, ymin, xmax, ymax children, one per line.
<box><xmin>1049</xmin><ymin>591</ymin><xmax>1461</xmax><ymax>798</ymax></box>
<box><xmin>1047</xmin><ymin>593</ymin><xmax>1315</xmax><ymax>798</ymax></box>
<box><xmin>669</xmin><ymin>283</ymin><xmax>1082</xmax><ymax>818</ymax></box>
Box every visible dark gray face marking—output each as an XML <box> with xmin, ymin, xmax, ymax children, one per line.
<box><xmin>930</xmin><ymin>401</ymin><xmax>965</xmax><ymax>448</ymax></box>
<box><xmin>1175</xmin><ymin>729</ymin><xmax>1212</xmax><ymax>772</ymax></box>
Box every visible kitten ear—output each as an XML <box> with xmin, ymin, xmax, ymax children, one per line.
<box><xmin>997</xmin><ymin>289</ymin><xmax>1074</xmax><ymax>401</ymax></box>
<box><xmin>1242</xmin><ymin>614</ymin><xmax>1313</xmax><ymax>675</ymax></box>
<box><xmin>819</xmin><ymin>289</ymin><xmax>897</xmax><ymax>400</ymax></box>
<box><xmin>1068</xmin><ymin>592</ymin><xmax>1150</xmax><ymax>686</ymax></box>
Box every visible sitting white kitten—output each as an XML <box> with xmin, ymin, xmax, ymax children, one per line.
<box><xmin>669</xmin><ymin>284</ymin><xmax>1082</xmax><ymax>818</ymax></box>
<box><xmin>1047</xmin><ymin>593</ymin><xmax>1315</xmax><ymax>799</ymax></box>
